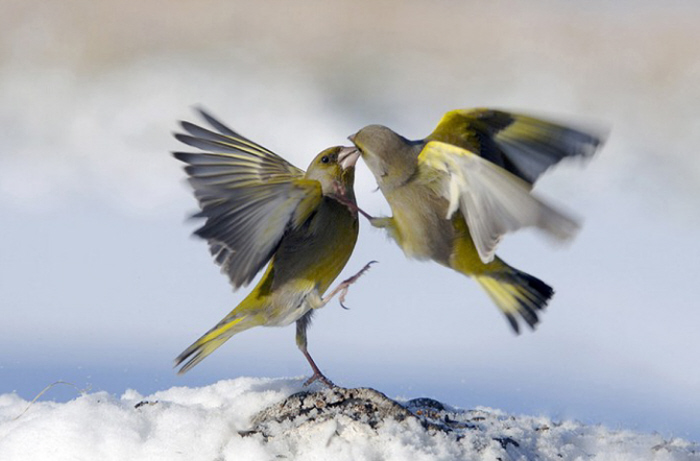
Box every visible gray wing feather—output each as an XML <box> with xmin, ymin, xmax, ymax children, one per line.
<box><xmin>173</xmin><ymin>110</ymin><xmax>317</xmax><ymax>288</ymax></box>
<box><xmin>494</xmin><ymin>116</ymin><xmax>604</xmax><ymax>183</ymax></box>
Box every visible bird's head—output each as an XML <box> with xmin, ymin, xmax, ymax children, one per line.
<box><xmin>305</xmin><ymin>145</ymin><xmax>359</xmax><ymax>199</ymax></box>
<box><xmin>349</xmin><ymin>125</ymin><xmax>420</xmax><ymax>191</ymax></box>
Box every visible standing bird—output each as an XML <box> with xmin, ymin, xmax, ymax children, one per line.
<box><xmin>173</xmin><ymin>109</ymin><xmax>371</xmax><ymax>386</ymax></box>
<box><xmin>349</xmin><ymin>108</ymin><xmax>605</xmax><ymax>333</ymax></box>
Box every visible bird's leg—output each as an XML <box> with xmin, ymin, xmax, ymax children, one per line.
<box><xmin>321</xmin><ymin>260</ymin><xmax>377</xmax><ymax>309</ymax></box>
<box><xmin>301</xmin><ymin>348</ymin><xmax>334</xmax><ymax>387</ymax></box>
<box><xmin>346</xmin><ymin>201</ymin><xmax>375</xmax><ymax>221</ymax></box>
<box><xmin>298</xmin><ymin>261</ymin><xmax>376</xmax><ymax>387</ymax></box>
<box><xmin>296</xmin><ymin>316</ymin><xmax>334</xmax><ymax>387</ymax></box>
<box><xmin>330</xmin><ymin>191</ymin><xmax>375</xmax><ymax>221</ymax></box>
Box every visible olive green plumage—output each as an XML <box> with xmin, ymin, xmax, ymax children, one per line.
<box><xmin>173</xmin><ymin>109</ymin><xmax>364</xmax><ymax>385</ymax></box>
<box><xmin>350</xmin><ymin>108</ymin><xmax>605</xmax><ymax>332</ymax></box>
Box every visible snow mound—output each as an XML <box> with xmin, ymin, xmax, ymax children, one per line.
<box><xmin>1</xmin><ymin>378</ymin><xmax>697</xmax><ymax>461</ymax></box>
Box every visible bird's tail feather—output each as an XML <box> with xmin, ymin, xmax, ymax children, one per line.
<box><xmin>174</xmin><ymin>315</ymin><xmax>255</xmax><ymax>375</ymax></box>
<box><xmin>475</xmin><ymin>268</ymin><xmax>553</xmax><ymax>334</ymax></box>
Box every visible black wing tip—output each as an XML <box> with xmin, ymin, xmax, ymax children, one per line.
<box><xmin>172</xmin><ymin>151</ymin><xmax>195</xmax><ymax>162</ymax></box>
<box><xmin>176</xmin><ymin>105</ymin><xmax>234</xmax><ymax>138</ymax></box>
<box><xmin>171</xmin><ymin>129</ymin><xmax>184</xmax><ymax>141</ymax></box>
<box><xmin>179</xmin><ymin>119</ymin><xmax>204</xmax><ymax>134</ymax></box>
<box><xmin>504</xmin><ymin>313</ymin><xmax>521</xmax><ymax>335</ymax></box>
<box><xmin>194</xmin><ymin>106</ymin><xmax>240</xmax><ymax>137</ymax></box>
<box><xmin>173</xmin><ymin>132</ymin><xmax>226</xmax><ymax>152</ymax></box>
<box><xmin>183</xmin><ymin>104</ymin><xmax>215</xmax><ymax>125</ymax></box>
<box><xmin>490</xmin><ymin>107</ymin><xmax>611</xmax><ymax>150</ymax></box>
<box><xmin>565</xmin><ymin>123</ymin><xmax>609</xmax><ymax>159</ymax></box>
<box><xmin>589</xmin><ymin>126</ymin><xmax>611</xmax><ymax>153</ymax></box>
<box><xmin>173</xmin><ymin>132</ymin><xmax>195</xmax><ymax>145</ymax></box>
<box><xmin>194</xmin><ymin>105</ymin><xmax>215</xmax><ymax>121</ymax></box>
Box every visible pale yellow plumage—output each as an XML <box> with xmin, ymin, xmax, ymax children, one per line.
<box><xmin>172</xmin><ymin>109</ymin><xmax>369</xmax><ymax>385</ymax></box>
<box><xmin>350</xmin><ymin>108</ymin><xmax>606</xmax><ymax>332</ymax></box>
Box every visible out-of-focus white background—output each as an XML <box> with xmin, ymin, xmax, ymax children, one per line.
<box><xmin>1</xmin><ymin>0</ymin><xmax>699</xmax><ymax>440</ymax></box>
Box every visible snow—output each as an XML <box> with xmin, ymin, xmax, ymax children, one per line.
<box><xmin>1</xmin><ymin>378</ymin><xmax>697</xmax><ymax>461</ymax></box>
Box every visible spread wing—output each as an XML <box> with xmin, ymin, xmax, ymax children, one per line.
<box><xmin>426</xmin><ymin>108</ymin><xmax>606</xmax><ymax>184</ymax></box>
<box><xmin>417</xmin><ymin>141</ymin><xmax>579</xmax><ymax>263</ymax></box>
<box><xmin>173</xmin><ymin>108</ymin><xmax>322</xmax><ymax>288</ymax></box>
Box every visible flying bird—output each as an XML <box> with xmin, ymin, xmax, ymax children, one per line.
<box><xmin>349</xmin><ymin>108</ymin><xmax>605</xmax><ymax>332</ymax></box>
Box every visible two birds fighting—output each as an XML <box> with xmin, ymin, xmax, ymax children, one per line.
<box><xmin>172</xmin><ymin>108</ymin><xmax>606</xmax><ymax>386</ymax></box>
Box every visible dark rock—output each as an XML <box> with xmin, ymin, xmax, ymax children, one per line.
<box><xmin>246</xmin><ymin>387</ymin><xmax>421</xmax><ymax>438</ymax></box>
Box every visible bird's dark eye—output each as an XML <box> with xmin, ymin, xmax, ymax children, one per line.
<box><xmin>321</xmin><ymin>156</ymin><xmax>330</xmax><ymax>164</ymax></box>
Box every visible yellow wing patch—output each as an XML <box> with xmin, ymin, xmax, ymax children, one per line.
<box><xmin>417</xmin><ymin>141</ymin><xmax>579</xmax><ymax>263</ymax></box>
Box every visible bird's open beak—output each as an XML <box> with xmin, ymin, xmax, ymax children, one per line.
<box><xmin>338</xmin><ymin>146</ymin><xmax>360</xmax><ymax>170</ymax></box>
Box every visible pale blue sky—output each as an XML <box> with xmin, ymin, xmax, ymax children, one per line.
<box><xmin>1</xmin><ymin>0</ymin><xmax>699</xmax><ymax>441</ymax></box>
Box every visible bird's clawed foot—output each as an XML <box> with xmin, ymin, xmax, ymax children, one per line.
<box><xmin>303</xmin><ymin>371</ymin><xmax>335</xmax><ymax>388</ymax></box>
<box><xmin>323</xmin><ymin>260</ymin><xmax>378</xmax><ymax>309</ymax></box>
<box><xmin>338</xmin><ymin>260</ymin><xmax>378</xmax><ymax>309</ymax></box>
<box><xmin>301</xmin><ymin>348</ymin><xmax>336</xmax><ymax>388</ymax></box>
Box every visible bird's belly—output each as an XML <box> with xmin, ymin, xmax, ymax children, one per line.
<box><xmin>388</xmin><ymin>189</ymin><xmax>454</xmax><ymax>264</ymax></box>
<box><xmin>263</xmin><ymin>285</ymin><xmax>320</xmax><ymax>327</ymax></box>
<box><xmin>395</xmin><ymin>216</ymin><xmax>438</xmax><ymax>260</ymax></box>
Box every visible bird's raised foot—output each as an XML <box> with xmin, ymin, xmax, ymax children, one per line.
<box><xmin>325</xmin><ymin>260</ymin><xmax>378</xmax><ymax>309</ymax></box>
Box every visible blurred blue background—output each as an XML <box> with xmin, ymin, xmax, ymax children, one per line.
<box><xmin>1</xmin><ymin>0</ymin><xmax>699</xmax><ymax>440</ymax></box>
